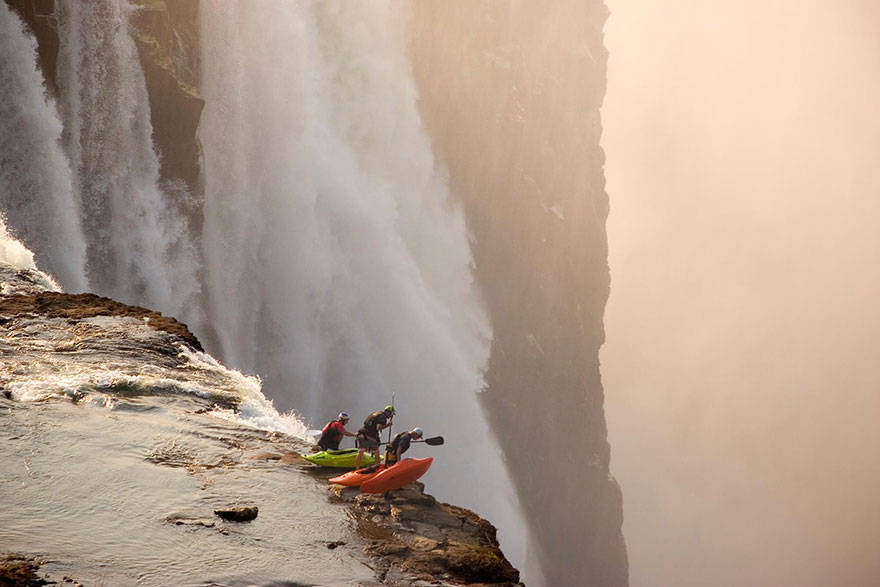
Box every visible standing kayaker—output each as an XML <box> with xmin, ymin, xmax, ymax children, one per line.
<box><xmin>355</xmin><ymin>405</ymin><xmax>395</xmax><ymax>468</ymax></box>
<box><xmin>316</xmin><ymin>412</ymin><xmax>356</xmax><ymax>451</ymax></box>
<box><xmin>385</xmin><ymin>427</ymin><xmax>423</xmax><ymax>466</ymax></box>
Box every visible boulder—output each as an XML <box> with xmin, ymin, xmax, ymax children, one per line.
<box><xmin>0</xmin><ymin>554</ymin><xmax>48</xmax><ymax>587</ymax></box>
<box><xmin>214</xmin><ymin>505</ymin><xmax>258</xmax><ymax>522</ymax></box>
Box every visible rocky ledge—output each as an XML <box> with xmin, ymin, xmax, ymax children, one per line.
<box><xmin>251</xmin><ymin>450</ymin><xmax>523</xmax><ymax>586</ymax></box>
<box><xmin>0</xmin><ymin>264</ymin><xmax>522</xmax><ymax>584</ymax></box>
<box><xmin>332</xmin><ymin>482</ymin><xmax>521</xmax><ymax>586</ymax></box>
<box><xmin>0</xmin><ymin>291</ymin><xmax>202</xmax><ymax>351</ymax></box>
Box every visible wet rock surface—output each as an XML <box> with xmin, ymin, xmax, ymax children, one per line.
<box><xmin>0</xmin><ymin>291</ymin><xmax>202</xmax><ymax>351</ymax></box>
<box><xmin>331</xmin><ymin>482</ymin><xmax>522</xmax><ymax>586</ymax></box>
<box><xmin>0</xmin><ymin>554</ymin><xmax>82</xmax><ymax>587</ymax></box>
<box><xmin>0</xmin><ymin>554</ymin><xmax>46</xmax><ymax>587</ymax></box>
<box><xmin>214</xmin><ymin>505</ymin><xmax>259</xmax><ymax>522</ymax></box>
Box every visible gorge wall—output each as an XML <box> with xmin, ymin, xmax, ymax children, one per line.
<box><xmin>7</xmin><ymin>0</ymin><xmax>202</xmax><ymax>201</ymax></box>
<box><xmin>408</xmin><ymin>3</ymin><xmax>627</xmax><ymax>585</ymax></box>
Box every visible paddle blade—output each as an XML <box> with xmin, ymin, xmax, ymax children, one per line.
<box><xmin>423</xmin><ymin>436</ymin><xmax>444</xmax><ymax>446</ymax></box>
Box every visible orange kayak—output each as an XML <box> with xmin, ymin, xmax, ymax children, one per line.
<box><xmin>329</xmin><ymin>464</ymin><xmax>384</xmax><ymax>487</ymax></box>
<box><xmin>359</xmin><ymin>457</ymin><xmax>433</xmax><ymax>493</ymax></box>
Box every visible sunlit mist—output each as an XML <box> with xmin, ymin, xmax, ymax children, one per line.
<box><xmin>602</xmin><ymin>1</ymin><xmax>880</xmax><ymax>585</ymax></box>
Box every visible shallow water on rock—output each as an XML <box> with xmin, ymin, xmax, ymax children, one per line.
<box><xmin>0</xmin><ymin>393</ymin><xmax>377</xmax><ymax>586</ymax></box>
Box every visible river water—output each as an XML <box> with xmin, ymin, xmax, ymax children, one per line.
<box><xmin>0</xmin><ymin>252</ymin><xmax>375</xmax><ymax>585</ymax></box>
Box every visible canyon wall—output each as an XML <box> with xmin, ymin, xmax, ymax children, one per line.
<box><xmin>409</xmin><ymin>2</ymin><xmax>628</xmax><ymax>585</ymax></box>
<box><xmin>7</xmin><ymin>0</ymin><xmax>203</xmax><ymax>198</ymax></box>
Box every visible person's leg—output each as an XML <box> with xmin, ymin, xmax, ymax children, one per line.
<box><xmin>355</xmin><ymin>435</ymin><xmax>364</xmax><ymax>468</ymax></box>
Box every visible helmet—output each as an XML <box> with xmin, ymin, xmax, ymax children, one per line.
<box><xmin>384</xmin><ymin>405</ymin><xmax>395</xmax><ymax>414</ymax></box>
<box><xmin>411</xmin><ymin>427</ymin><xmax>423</xmax><ymax>438</ymax></box>
<box><xmin>337</xmin><ymin>412</ymin><xmax>349</xmax><ymax>422</ymax></box>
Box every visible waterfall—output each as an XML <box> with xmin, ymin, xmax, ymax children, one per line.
<box><xmin>0</xmin><ymin>4</ymin><xmax>87</xmax><ymax>292</ymax></box>
<box><xmin>200</xmin><ymin>1</ymin><xmax>529</xmax><ymax>568</ymax></box>
<box><xmin>54</xmin><ymin>0</ymin><xmax>202</xmax><ymax>324</ymax></box>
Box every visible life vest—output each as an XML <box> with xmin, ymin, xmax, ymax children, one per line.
<box><xmin>385</xmin><ymin>431</ymin><xmax>412</xmax><ymax>464</ymax></box>
<box><xmin>360</xmin><ymin>411</ymin><xmax>388</xmax><ymax>439</ymax></box>
<box><xmin>318</xmin><ymin>420</ymin><xmax>344</xmax><ymax>449</ymax></box>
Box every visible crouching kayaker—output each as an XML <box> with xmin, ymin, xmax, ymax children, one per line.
<box><xmin>355</xmin><ymin>405</ymin><xmax>395</xmax><ymax>468</ymax></box>
<box><xmin>385</xmin><ymin>427</ymin><xmax>423</xmax><ymax>466</ymax></box>
<box><xmin>316</xmin><ymin>412</ymin><xmax>356</xmax><ymax>451</ymax></box>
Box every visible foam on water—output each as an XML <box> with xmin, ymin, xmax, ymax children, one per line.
<box><xmin>0</xmin><ymin>311</ymin><xmax>308</xmax><ymax>440</ymax></box>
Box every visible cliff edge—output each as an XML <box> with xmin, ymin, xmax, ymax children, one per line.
<box><xmin>0</xmin><ymin>262</ymin><xmax>522</xmax><ymax>586</ymax></box>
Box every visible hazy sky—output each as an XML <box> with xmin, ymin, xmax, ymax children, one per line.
<box><xmin>602</xmin><ymin>1</ymin><xmax>880</xmax><ymax>585</ymax></box>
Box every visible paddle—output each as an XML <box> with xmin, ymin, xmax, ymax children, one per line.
<box><xmin>380</xmin><ymin>435</ymin><xmax>444</xmax><ymax>446</ymax></box>
<box><xmin>418</xmin><ymin>436</ymin><xmax>444</xmax><ymax>446</ymax></box>
<box><xmin>387</xmin><ymin>392</ymin><xmax>395</xmax><ymax>444</ymax></box>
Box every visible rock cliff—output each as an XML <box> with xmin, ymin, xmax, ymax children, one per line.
<box><xmin>409</xmin><ymin>2</ymin><xmax>628</xmax><ymax>585</ymax></box>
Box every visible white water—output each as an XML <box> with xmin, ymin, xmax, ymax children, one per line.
<box><xmin>54</xmin><ymin>0</ymin><xmax>202</xmax><ymax>325</ymax></box>
<box><xmin>0</xmin><ymin>4</ymin><xmax>88</xmax><ymax>292</ymax></box>
<box><xmin>0</xmin><ymin>216</ymin><xmax>61</xmax><ymax>294</ymax></box>
<box><xmin>200</xmin><ymin>1</ymin><xmax>529</xmax><ymax>571</ymax></box>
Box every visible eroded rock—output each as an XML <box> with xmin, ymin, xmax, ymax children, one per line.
<box><xmin>214</xmin><ymin>505</ymin><xmax>258</xmax><ymax>522</ymax></box>
<box><xmin>0</xmin><ymin>292</ymin><xmax>202</xmax><ymax>351</ymax></box>
<box><xmin>0</xmin><ymin>554</ymin><xmax>48</xmax><ymax>587</ymax></box>
<box><xmin>336</xmin><ymin>482</ymin><xmax>521</xmax><ymax>586</ymax></box>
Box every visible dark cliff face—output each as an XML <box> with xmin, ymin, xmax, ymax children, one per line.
<box><xmin>6</xmin><ymin>0</ymin><xmax>203</xmax><ymax>200</ymax></box>
<box><xmin>409</xmin><ymin>2</ymin><xmax>628</xmax><ymax>585</ymax></box>
<box><xmin>128</xmin><ymin>0</ymin><xmax>203</xmax><ymax>199</ymax></box>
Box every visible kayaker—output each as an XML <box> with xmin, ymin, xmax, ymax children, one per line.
<box><xmin>355</xmin><ymin>405</ymin><xmax>395</xmax><ymax>468</ymax></box>
<box><xmin>385</xmin><ymin>427</ymin><xmax>423</xmax><ymax>466</ymax></box>
<box><xmin>316</xmin><ymin>412</ymin><xmax>356</xmax><ymax>451</ymax></box>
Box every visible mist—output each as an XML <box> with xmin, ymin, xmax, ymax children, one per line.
<box><xmin>601</xmin><ymin>1</ymin><xmax>880</xmax><ymax>585</ymax></box>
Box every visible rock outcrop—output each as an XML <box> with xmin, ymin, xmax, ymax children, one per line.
<box><xmin>213</xmin><ymin>505</ymin><xmax>259</xmax><ymax>522</ymax></box>
<box><xmin>0</xmin><ymin>554</ymin><xmax>47</xmax><ymax>587</ymax></box>
<box><xmin>0</xmin><ymin>554</ymin><xmax>81</xmax><ymax>587</ymax></box>
<box><xmin>0</xmin><ymin>291</ymin><xmax>203</xmax><ymax>351</ymax></box>
<box><xmin>332</xmin><ymin>482</ymin><xmax>521</xmax><ymax>586</ymax></box>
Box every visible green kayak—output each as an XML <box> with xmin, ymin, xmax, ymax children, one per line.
<box><xmin>301</xmin><ymin>448</ymin><xmax>380</xmax><ymax>468</ymax></box>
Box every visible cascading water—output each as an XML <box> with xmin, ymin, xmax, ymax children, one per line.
<box><xmin>0</xmin><ymin>3</ymin><xmax>88</xmax><ymax>292</ymax></box>
<box><xmin>2</xmin><ymin>0</ymin><xmax>534</xmax><ymax>578</ymax></box>
<box><xmin>200</xmin><ymin>1</ymin><xmax>530</xmax><ymax>572</ymax></box>
<box><xmin>54</xmin><ymin>0</ymin><xmax>202</xmax><ymax>325</ymax></box>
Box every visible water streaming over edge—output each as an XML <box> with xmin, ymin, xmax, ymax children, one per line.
<box><xmin>0</xmin><ymin>3</ymin><xmax>88</xmax><ymax>292</ymax></box>
<box><xmin>54</xmin><ymin>0</ymin><xmax>203</xmax><ymax>326</ymax></box>
<box><xmin>1</xmin><ymin>0</ymin><xmax>534</xmax><ymax>576</ymax></box>
<box><xmin>199</xmin><ymin>1</ymin><xmax>530</xmax><ymax>571</ymax></box>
